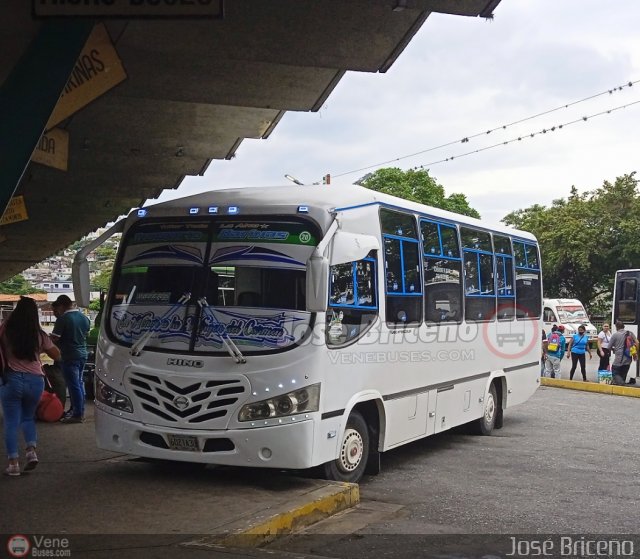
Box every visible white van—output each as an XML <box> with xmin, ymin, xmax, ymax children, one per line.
<box><xmin>543</xmin><ymin>298</ymin><xmax>597</xmax><ymax>341</ymax></box>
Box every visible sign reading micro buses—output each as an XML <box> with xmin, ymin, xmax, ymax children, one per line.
<box><xmin>33</xmin><ymin>0</ymin><xmax>224</xmax><ymax>18</ymax></box>
<box><xmin>46</xmin><ymin>23</ymin><xmax>127</xmax><ymax>130</ymax></box>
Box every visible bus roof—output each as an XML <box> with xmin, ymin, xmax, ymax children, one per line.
<box><xmin>141</xmin><ymin>184</ymin><xmax>537</xmax><ymax>242</ymax></box>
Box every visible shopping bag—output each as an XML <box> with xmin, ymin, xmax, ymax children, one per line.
<box><xmin>36</xmin><ymin>380</ymin><xmax>64</xmax><ymax>422</ymax></box>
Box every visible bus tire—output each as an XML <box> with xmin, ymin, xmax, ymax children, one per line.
<box><xmin>472</xmin><ymin>383</ymin><xmax>498</xmax><ymax>436</ymax></box>
<box><xmin>323</xmin><ymin>410</ymin><xmax>369</xmax><ymax>483</ymax></box>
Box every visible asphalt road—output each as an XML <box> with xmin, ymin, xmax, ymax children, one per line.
<box><xmin>2</xmin><ymin>384</ymin><xmax>639</xmax><ymax>559</ymax></box>
<box><xmin>268</xmin><ymin>385</ymin><xmax>640</xmax><ymax>557</ymax></box>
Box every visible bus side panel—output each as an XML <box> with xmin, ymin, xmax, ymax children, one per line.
<box><xmin>383</xmin><ymin>392</ymin><xmax>428</xmax><ymax>448</ymax></box>
<box><xmin>503</xmin><ymin>366</ymin><xmax>540</xmax><ymax>408</ymax></box>
<box><xmin>433</xmin><ymin>377</ymin><xmax>486</xmax><ymax>434</ymax></box>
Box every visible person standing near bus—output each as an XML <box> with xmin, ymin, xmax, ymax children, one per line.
<box><xmin>566</xmin><ymin>324</ymin><xmax>592</xmax><ymax>381</ymax></box>
<box><xmin>50</xmin><ymin>295</ymin><xmax>90</xmax><ymax>424</ymax></box>
<box><xmin>544</xmin><ymin>325</ymin><xmax>566</xmax><ymax>379</ymax></box>
<box><xmin>596</xmin><ymin>323</ymin><xmax>612</xmax><ymax>371</ymax></box>
<box><xmin>0</xmin><ymin>297</ymin><xmax>61</xmax><ymax>475</ymax></box>
<box><xmin>609</xmin><ymin>320</ymin><xmax>638</xmax><ymax>385</ymax></box>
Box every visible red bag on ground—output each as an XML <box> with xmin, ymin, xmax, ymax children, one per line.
<box><xmin>37</xmin><ymin>390</ymin><xmax>64</xmax><ymax>422</ymax></box>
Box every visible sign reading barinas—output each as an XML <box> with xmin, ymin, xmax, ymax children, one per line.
<box><xmin>46</xmin><ymin>23</ymin><xmax>126</xmax><ymax>130</ymax></box>
<box><xmin>33</xmin><ymin>0</ymin><xmax>224</xmax><ymax>18</ymax></box>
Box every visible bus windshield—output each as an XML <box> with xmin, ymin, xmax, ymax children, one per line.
<box><xmin>107</xmin><ymin>219</ymin><xmax>318</xmax><ymax>353</ymax></box>
<box><xmin>557</xmin><ymin>304</ymin><xmax>588</xmax><ymax>323</ymax></box>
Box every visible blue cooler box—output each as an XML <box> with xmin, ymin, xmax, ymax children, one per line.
<box><xmin>597</xmin><ymin>370</ymin><xmax>612</xmax><ymax>384</ymax></box>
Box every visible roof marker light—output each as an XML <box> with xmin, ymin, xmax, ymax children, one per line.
<box><xmin>137</xmin><ymin>209</ymin><xmax>147</xmax><ymax>217</ymax></box>
<box><xmin>208</xmin><ymin>206</ymin><xmax>219</xmax><ymax>214</ymax></box>
<box><xmin>189</xmin><ymin>207</ymin><xmax>200</xmax><ymax>215</ymax></box>
<box><xmin>298</xmin><ymin>206</ymin><xmax>309</xmax><ymax>213</ymax></box>
<box><xmin>228</xmin><ymin>206</ymin><xmax>239</xmax><ymax>214</ymax></box>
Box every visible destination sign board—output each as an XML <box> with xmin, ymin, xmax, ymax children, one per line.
<box><xmin>33</xmin><ymin>0</ymin><xmax>224</xmax><ymax>18</ymax></box>
<box><xmin>46</xmin><ymin>23</ymin><xmax>127</xmax><ymax>130</ymax></box>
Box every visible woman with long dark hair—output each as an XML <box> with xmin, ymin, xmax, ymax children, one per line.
<box><xmin>0</xmin><ymin>297</ymin><xmax>60</xmax><ymax>476</ymax></box>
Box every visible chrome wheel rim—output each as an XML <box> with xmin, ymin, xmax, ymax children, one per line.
<box><xmin>484</xmin><ymin>391</ymin><xmax>496</xmax><ymax>424</ymax></box>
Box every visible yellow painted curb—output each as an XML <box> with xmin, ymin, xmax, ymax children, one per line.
<box><xmin>541</xmin><ymin>377</ymin><xmax>640</xmax><ymax>398</ymax></box>
<box><xmin>183</xmin><ymin>481</ymin><xmax>359</xmax><ymax>549</ymax></box>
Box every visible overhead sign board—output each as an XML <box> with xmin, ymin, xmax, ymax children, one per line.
<box><xmin>0</xmin><ymin>196</ymin><xmax>29</xmax><ymax>227</ymax></box>
<box><xmin>33</xmin><ymin>0</ymin><xmax>223</xmax><ymax>18</ymax></box>
<box><xmin>31</xmin><ymin>128</ymin><xmax>70</xmax><ymax>171</ymax></box>
<box><xmin>46</xmin><ymin>23</ymin><xmax>127</xmax><ymax>130</ymax></box>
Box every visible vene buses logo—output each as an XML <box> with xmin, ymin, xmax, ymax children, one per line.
<box><xmin>7</xmin><ymin>535</ymin><xmax>71</xmax><ymax>558</ymax></box>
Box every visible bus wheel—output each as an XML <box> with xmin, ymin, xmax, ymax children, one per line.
<box><xmin>323</xmin><ymin>411</ymin><xmax>369</xmax><ymax>483</ymax></box>
<box><xmin>472</xmin><ymin>383</ymin><xmax>498</xmax><ymax>436</ymax></box>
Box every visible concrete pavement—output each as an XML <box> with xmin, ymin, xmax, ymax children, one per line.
<box><xmin>2</xmin><ymin>352</ymin><xmax>638</xmax><ymax>557</ymax></box>
<box><xmin>0</xmin><ymin>401</ymin><xmax>358</xmax><ymax>555</ymax></box>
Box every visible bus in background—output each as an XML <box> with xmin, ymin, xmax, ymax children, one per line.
<box><xmin>612</xmin><ymin>269</ymin><xmax>640</xmax><ymax>380</ymax></box>
<box><xmin>542</xmin><ymin>298</ymin><xmax>597</xmax><ymax>342</ymax></box>
<box><xmin>72</xmin><ymin>184</ymin><xmax>542</xmax><ymax>482</ymax></box>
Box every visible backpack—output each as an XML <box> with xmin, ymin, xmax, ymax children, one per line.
<box><xmin>547</xmin><ymin>332</ymin><xmax>561</xmax><ymax>352</ymax></box>
<box><xmin>623</xmin><ymin>331</ymin><xmax>638</xmax><ymax>361</ymax></box>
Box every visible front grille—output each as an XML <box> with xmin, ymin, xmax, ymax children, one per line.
<box><xmin>139</xmin><ymin>432</ymin><xmax>169</xmax><ymax>449</ymax></box>
<box><xmin>128</xmin><ymin>372</ymin><xmax>247</xmax><ymax>425</ymax></box>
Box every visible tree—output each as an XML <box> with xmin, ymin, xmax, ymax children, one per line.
<box><xmin>502</xmin><ymin>173</ymin><xmax>640</xmax><ymax>313</ymax></box>
<box><xmin>0</xmin><ymin>275</ymin><xmax>45</xmax><ymax>295</ymax></box>
<box><xmin>91</xmin><ymin>269</ymin><xmax>112</xmax><ymax>293</ymax></box>
<box><xmin>94</xmin><ymin>245</ymin><xmax>117</xmax><ymax>262</ymax></box>
<box><xmin>358</xmin><ymin>168</ymin><xmax>480</xmax><ymax>218</ymax></box>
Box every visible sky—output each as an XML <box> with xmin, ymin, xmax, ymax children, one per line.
<box><xmin>151</xmin><ymin>0</ymin><xmax>640</xmax><ymax>227</ymax></box>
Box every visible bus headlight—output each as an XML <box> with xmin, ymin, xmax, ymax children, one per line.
<box><xmin>96</xmin><ymin>377</ymin><xmax>133</xmax><ymax>413</ymax></box>
<box><xmin>238</xmin><ymin>384</ymin><xmax>320</xmax><ymax>422</ymax></box>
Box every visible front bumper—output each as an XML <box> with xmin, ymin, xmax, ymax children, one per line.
<box><xmin>95</xmin><ymin>407</ymin><xmax>316</xmax><ymax>469</ymax></box>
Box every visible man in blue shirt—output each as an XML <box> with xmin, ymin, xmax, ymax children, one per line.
<box><xmin>51</xmin><ymin>295</ymin><xmax>90</xmax><ymax>423</ymax></box>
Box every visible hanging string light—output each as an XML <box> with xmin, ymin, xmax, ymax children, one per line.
<box><xmin>330</xmin><ymin>79</ymin><xmax>638</xmax><ymax>179</ymax></box>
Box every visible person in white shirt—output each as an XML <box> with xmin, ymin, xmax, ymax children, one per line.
<box><xmin>596</xmin><ymin>323</ymin><xmax>612</xmax><ymax>371</ymax></box>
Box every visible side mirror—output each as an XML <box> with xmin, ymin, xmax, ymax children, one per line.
<box><xmin>72</xmin><ymin>256</ymin><xmax>91</xmax><ymax>308</ymax></box>
<box><xmin>306</xmin><ymin>253</ymin><xmax>329</xmax><ymax>312</ymax></box>
<box><xmin>72</xmin><ymin>219</ymin><xmax>125</xmax><ymax>308</ymax></box>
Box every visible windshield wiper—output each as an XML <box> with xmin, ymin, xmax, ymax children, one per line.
<box><xmin>130</xmin><ymin>292</ymin><xmax>191</xmax><ymax>356</ymax></box>
<box><xmin>198</xmin><ymin>297</ymin><xmax>246</xmax><ymax>364</ymax></box>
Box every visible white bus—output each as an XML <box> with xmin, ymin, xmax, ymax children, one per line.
<box><xmin>542</xmin><ymin>298</ymin><xmax>597</xmax><ymax>341</ymax></box>
<box><xmin>73</xmin><ymin>184</ymin><xmax>542</xmax><ymax>482</ymax></box>
<box><xmin>612</xmin><ymin>269</ymin><xmax>640</xmax><ymax>380</ymax></box>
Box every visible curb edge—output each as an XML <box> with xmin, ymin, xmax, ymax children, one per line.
<box><xmin>541</xmin><ymin>377</ymin><xmax>640</xmax><ymax>397</ymax></box>
<box><xmin>182</xmin><ymin>481</ymin><xmax>360</xmax><ymax>549</ymax></box>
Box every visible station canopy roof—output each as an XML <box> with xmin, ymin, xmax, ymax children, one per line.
<box><xmin>0</xmin><ymin>0</ymin><xmax>500</xmax><ymax>281</ymax></box>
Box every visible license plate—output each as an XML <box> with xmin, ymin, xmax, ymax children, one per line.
<box><xmin>167</xmin><ymin>434</ymin><xmax>199</xmax><ymax>452</ymax></box>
